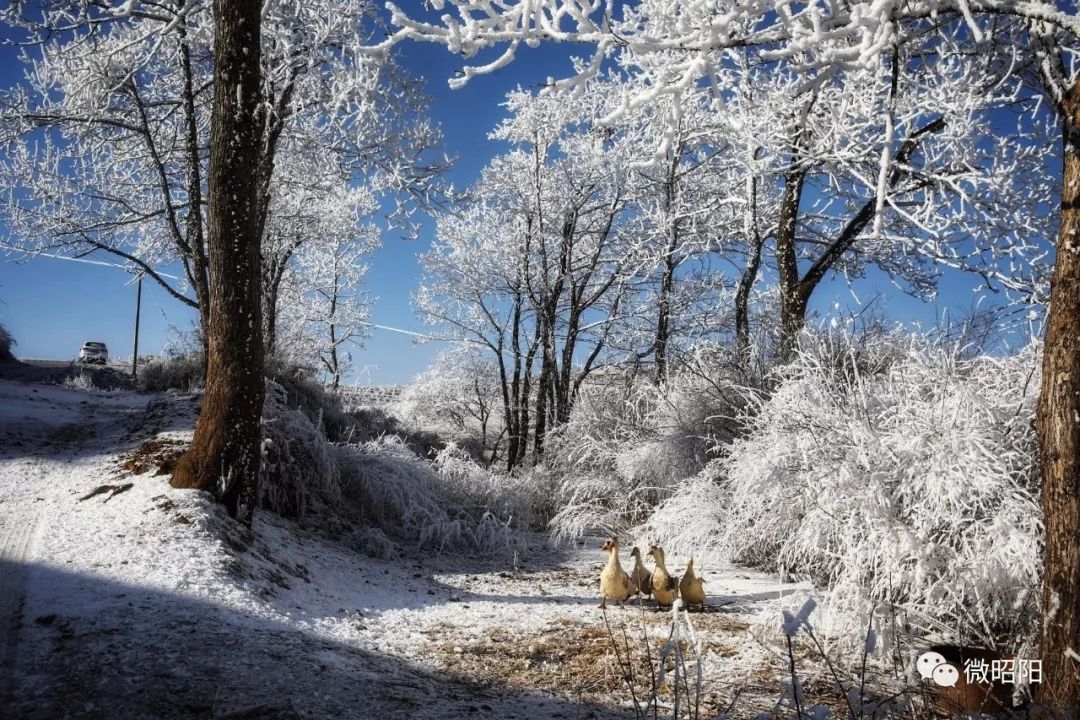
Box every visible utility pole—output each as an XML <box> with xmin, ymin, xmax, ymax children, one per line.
<box><xmin>131</xmin><ymin>273</ymin><xmax>142</xmax><ymax>377</ymax></box>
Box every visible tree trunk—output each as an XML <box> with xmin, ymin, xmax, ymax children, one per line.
<box><xmin>735</xmin><ymin>171</ymin><xmax>762</xmax><ymax>365</ymax></box>
<box><xmin>515</xmin><ymin>321</ymin><xmax>540</xmax><ymax>468</ymax></box>
<box><xmin>533</xmin><ymin>336</ymin><xmax>551</xmax><ymax>463</ymax></box>
<box><xmin>776</xmin><ymin>168</ymin><xmax>807</xmax><ymax>360</ymax></box>
<box><xmin>329</xmin><ymin>323</ymin><xmax>340</xmax><ymax>389</ymax></box>
<box><xmin>170</xmin><ymin>0</ymin><xmax>265</xmax><ymax>525</ymax></box>
<box><xmin>178</xmin><ymin>20</ymin><xmax>211</xmax><ymax>363</ymax></box>
<box><xmin>1037</xmin><ymin>81</ymin><xmax>1080</xmax><ymax>714</ymax></box>
<box><xmin>505</xmin><ymin>286</ymin><xmax>524</xmax><ymax>471</ymax></box>
<box><xmin>654</xmin><ymin>246</ymin><xmax>675</xmax><ymax>384</ymax></box>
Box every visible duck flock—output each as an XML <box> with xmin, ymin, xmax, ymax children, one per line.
<box><xmin>599</xmin><ymin>538</ymin><xmax>706</xmax><ymax>611</ymax></box>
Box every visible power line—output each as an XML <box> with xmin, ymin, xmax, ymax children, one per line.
<box><xmin>10</xmin><ymin>247</ymin><xmax>475</xmax><ymax>347</ymax></box>
<box><xmin>358</xmin><ymin>320</ymin><xmax>484</xmax><ymax>346</ymax></box>
<box><xmin>7</xmin><ymin>249</ymin><xmax>182</xmax><ymax>280</ymax></box>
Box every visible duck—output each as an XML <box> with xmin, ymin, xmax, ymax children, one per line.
<box><xmin>679</xmin><ymin>556</ymin><xmax>706</xmax><ymax>611</ymax></box>
<box><xmin>599</xmin><ymin>537</ymin><xmax>635</xmax><ymax>609</ymax></box>
<box><xmin>629</xmin><ymin>547</ymin><xmax>652</xmax><ymax>597</ymax></box>
<box><xmin>648</xmin><ymin>545</ymin><xmax>679</xmax><ymax>610</ymax></box>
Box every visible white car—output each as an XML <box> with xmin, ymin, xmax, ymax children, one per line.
<box><xmin>78</xmin><ymin>341</ymin><xmax>109</xmax><ymax>365</ymax></box>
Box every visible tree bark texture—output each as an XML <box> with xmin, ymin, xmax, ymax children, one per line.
<box><xmin>1037</xmin><ymin>80</ymin><xmax>1080</xmax><ymax>715</ymax></box>
<box><xmin>170</xmin><ymin>0</ymin><xmax>265</xmax><ymax>525</ymax></box>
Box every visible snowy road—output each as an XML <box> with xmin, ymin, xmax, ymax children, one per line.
<box><xmin>0</xmin><ymin>378</ymin><xmax>818</xmax><ymax>719</ymax></box>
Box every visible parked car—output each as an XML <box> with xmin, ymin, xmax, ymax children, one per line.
<box><xmin>78</xmin><ymin>341</ymin><xmax>109</xmax><ymax>365</ymax></box>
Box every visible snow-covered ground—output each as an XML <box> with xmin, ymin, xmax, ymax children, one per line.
<box><xmin>0</xmin><ymin>377</ymin><xmax>829</xmax><ymax>719</ymax></box>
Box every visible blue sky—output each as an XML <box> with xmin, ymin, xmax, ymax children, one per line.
<box><xmin>0</xmin><ymin>21</ymin><xmax>1051</xmax><ymax>384</ymax></box>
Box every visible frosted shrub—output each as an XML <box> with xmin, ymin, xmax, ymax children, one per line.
<box><xmin>137</xmin><ymin>355</ymin><xmax>204</xmax><ymax>392</ymax></box>
<box><xmin>62</xmin><ymin>369</ymin><xmax>96</xmax><ymax>391</ymax></box>
<box><xmin>651</xmin><ymin>333</ymin><xmax>1042</xmax><ymax>648</ymax></box>
<box><xmin>346</xmin><ymin>526</ymin><xmax>401</xmax><ymax>560</ymax></box>
<box><xmin>432</xmin><ymin>446</ymin><xmax>521</xmax><ymax>522</ymax></box>
<box><xmin>335</xmin><ymin>437</ymin><xmax>516</xmax><ymax>553</ymax></box>
<box><xmin>261</xmin><ymin>380</ymin><xmax>341</xmax><ymax>518</ymax></box>
<box><xmin>266</xmin><ymin>365</ymin><xmax>352</xmax><ymax>439</ymax></box>
<box><xmin>546</xmin><ymin>354</ymin><xmax>754</xmax><ymax>543</ymax></box>
<box><xmin>338</xmin><ymin>437</ymin><xmax>464</xmax><ymax>544</ymax></box>
<box><xmin>255</xmin><ymin>379</ymin><xmax>523</xmax><ymax>553</ymax></box>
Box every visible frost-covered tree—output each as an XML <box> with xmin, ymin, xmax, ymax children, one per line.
<box><xmin>493</xmin><ymin>90</ymin><xmax>636</xmax><ymax>456</ymax></box>
<box><xmin>261</xmin><ymin>141</ymin><xmax>379</xmax><ymax>369</ymax></box>
<box><xmin>417</xmin><ymin>193</ymin><xmax>538</xmax><ymax>470</ymax></box>
<box><xmin>171</xmin><ymin>0</ymin><xmax>265</xmax><ymax>522</ymax></box>
<box><xmin>611</xmin><ymin>81</ymin><xmax>743</xmax><ymax>381</ymax></box>
<box><xmin>0</xmin><ymin>0</ymin><xmax>270</xmax><ymax>521</ymax></box>
<box><xmin>397</xmin><ymin>348</ymin><xmax>506</xmax><ymax>463</ymax></box>
<box><xmin>420</xmin><ymin>88</ymin><xmax>635</xmax><ymax>466</ymax></box>
<box><xmin>292</xmin><ymin>219</ymin><xmax>377</xmax><ymax>389</ymax></box>
<box><xmin>0</xmin><ymin>3</ymin><xmax>215</xmax><ymax>332</ymax></box>
<box><xmin>0</xmin><ymin>0</ymin><xmax>444</xmax><ymax>522</ymax></box>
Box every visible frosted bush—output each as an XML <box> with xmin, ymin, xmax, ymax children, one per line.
<box><xmin>337</xmin><ymin>436</ymin><xmax>464</xmax><ymax>544</ymax></box>
<box><xmin>335</xmin><ymin>437</ymin><xmax>519</xmax><ymax>553</ymax></box>
<box><xmin>393</xmin><ymin>348</ymin><xmax>504</xmax><ymax>460</ymax></box>
<box><xmin>63</xmin><ymin>367</ymin><xmax>128</xmax><ymax>392</ymax></box>
<box><xmin>261</xmin><ymin>380</ymin><xmax>341</xmax><ymax>518</ymax></box>
<box><xmin>137</xmin><ymin>355</ymin><xmax>204</xmax><ymax>392</ymax></box>
<box><xmin>63</xmin><ymin>369</ymin><xmax>96</xmax><ymax>391</ymax></box>
<box><xmin>346</xmin><ymin>526</ymin><xmax>401</xmax><ymax>560</ymax></box>
<box><xmin>546</xmin><ymin>353</ymin><xmax>754</xmax><ymax>542</ymax></box>
<box><xmin>649</xmin><ymin>332</ymin><xmax>1042</xmax><ymax>648</ymax></box>
<box><xmin>431</xmin><ymin>445</ymin><xmax>531</xmax><ymax>527</ymax></box>
<box><xmin>255</xmin><ymin>377</ymin><xmax>526</xmax><ymax>554</ymax></box>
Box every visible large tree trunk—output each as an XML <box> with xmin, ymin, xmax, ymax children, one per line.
<box><xmin>170</xmin><ymin>0</ymin><xmax>265</xmax><ymax>525</ymax></box>
<box><xmin>1037</xmin><ymin>81</ymin><xmax>1080</xmax><ymax>713</ymax></box>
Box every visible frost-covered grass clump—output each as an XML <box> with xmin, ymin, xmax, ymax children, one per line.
<box><xmin>137</xmin><ymin>354</ymin><xmax>204</xmax><ymax>392</ymax></box>
<box><xmin>649</xmin><ymin>333</ymin><xmax>1042</xmax><ymax>648</ymax></box>
<box><xmin>432</xmin><ymin>445</ymin><xmax>550</xmax><ymax>530</ymax></box>
<box><xmin>261</xmin><ymin>380</ymin><xmax>341</xmax><ymax>518</ymax></box>
<box><xmin>260</xmin><ymin>380</ymin><xmax>522</xmax><ymax>554</ymax></box>
<box><xmin>336</xmin><ymin>437</ymin><xmax>517</xmax><ymax>553</ymax></box>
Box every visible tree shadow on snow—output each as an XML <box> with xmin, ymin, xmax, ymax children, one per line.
<box><xmin>2</xmin><ymin>558</ymin><xmax>629</xmax><ymax>720</ymax></box>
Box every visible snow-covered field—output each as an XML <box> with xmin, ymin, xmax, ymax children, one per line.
<box><xmin>0</xmin><ymin>378</ymin><xmax>830</xmax><ymax>719</ymax></box>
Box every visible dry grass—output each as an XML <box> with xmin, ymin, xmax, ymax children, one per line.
<box><xmin>423</xmin><ymin>616</ymin><xmax>749</xmax><ymax>715</ymax></box>
<box><xmin>120</xmin><ymin>438</ymin><xmax>188</xmax><ymax>476</ymax></box>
